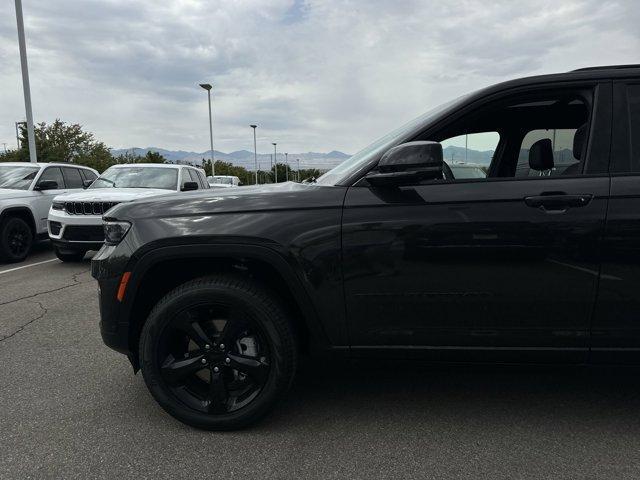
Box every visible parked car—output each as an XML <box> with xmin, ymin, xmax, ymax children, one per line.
<box><xmin>93</xmin><ymin>65</ymin><xmax>640</xmax><ymax>430</ymax></box>
<box><xmin>207</xmin><ymin>175</ymin><xmax>240</xmax><ymax>188</ymax></box>
<box><xmin>0</xmin><ymin>162</ymin><xmax>98</xmax><ymax>262</ymax></box>
<box><xmin>48</xmin><ymin>163</ymin><xmax>209</xmax><ymax>261</ymax></box>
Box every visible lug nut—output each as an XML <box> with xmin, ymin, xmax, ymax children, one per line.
<box><xmin>219</xmin><ymin>344</ymin><xmax>225</xmax><ymax>350</ymax></box>
<box><xmin>204</xmin><ymin>344</ymin><xmax>210</xmax><ymax>350</ymax></box>
<box><xmin>225</xmin><ymin>357</ymin><xmax>231</xmax><ymax>364</ymax></box>
<box><xmin>213</xmin><ymin>366</ymin><xmax>220</xmax><ymax>373</ymax></box>
<box><xmin>201</xmin><ymin>358</ymin><xmax>207</xmax><ymax>364</ymax></box>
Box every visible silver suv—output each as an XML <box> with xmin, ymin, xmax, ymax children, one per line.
<box><xmin>0</xmin><ymin>162</ymin><xmax>98</xmax><ymax>262</ymax></box>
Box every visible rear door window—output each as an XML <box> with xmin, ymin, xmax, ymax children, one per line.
<box><xmin>62</xmin><ymin>167</ymin><xmax>84</xmax><ymax>188</ymax></box>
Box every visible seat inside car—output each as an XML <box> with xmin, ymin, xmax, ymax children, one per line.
<box><xmin>528</xmin><ymin>138</ymin><xmax>554</xmax><ymax>175</ymax></box>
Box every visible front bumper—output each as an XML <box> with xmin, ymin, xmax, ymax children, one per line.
<box><xmin>92</xmin><ymin>243</ymin><xmax>134</xmax><ymax>355</ymax></box>
<box><xmin>48</xmin><ymin>209</ymin><xmax>105</xmax><ymax>251</ymax></box>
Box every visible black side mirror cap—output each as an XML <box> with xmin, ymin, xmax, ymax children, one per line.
<box><xmin>367</xmin><ymin>141</ymin><xmax>444</xmax><ymax>186</ymax></box>
<box><xmin>82</xmin><ymin>179</ymin><xmax>93</xmax><ymax>189</ymax></box>
<box><xmin>181</xmin><ymin>181</ymin><xmax>198</xmax><ymax>191</ymax></box>
<box><xmin>34</xmin><ymin>180</ymin><xmax>58</xmax><ymax>191</ymax></box>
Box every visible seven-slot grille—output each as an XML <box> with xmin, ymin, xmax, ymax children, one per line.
<box><xmin>64</xmin><ymin>201</ymin><xmax>119</xmax><ymax>215</ymax></box>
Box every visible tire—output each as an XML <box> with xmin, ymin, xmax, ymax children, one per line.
<box><xmin>54</xmin><ymin>247</ymin><xmax>86</xmax><ymax>262</ymax></box>
<box><xmin>139</xmin><ymin>275</ymin><xmax>297</xmax><ymax>430</ymax></box>
<box><xmin>0</xmin><ymin>216</ymin><xmax>33</xmax><ymax>263</ymax></box>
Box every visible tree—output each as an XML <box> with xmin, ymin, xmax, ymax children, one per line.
<box><xmin>0</xmin><ymin>120</ymin><xmax>113</xmax><ymax>172</ymax></box>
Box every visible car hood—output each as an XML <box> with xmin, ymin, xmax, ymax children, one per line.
<box><xmin>53</xmin><ymin>188</ymin><xmax>176</xmax><ymax>202</ymax></box>
<box><xmin>0</xmin><ymin>188</ymin><xmax>36</xmax><ymax>201</ymax></box>
<box><xmin>109</xmin><ymin>182</ymin><xmax>347</xmax><ymax>219</ymax></box>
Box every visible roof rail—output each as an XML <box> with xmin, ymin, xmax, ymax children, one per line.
<box><xmin>571</xmin><ymin>64</ymin><xmax>640</xmax><ymax>72</ymax></box>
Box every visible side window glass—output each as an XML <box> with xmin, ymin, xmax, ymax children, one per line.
<box><xmin>516</xmin><ymin>129</ymin><xmax>580</xmax><ymax>177</ymax></box>
<box><xmin>182</xmin><ymin>169</ymin><xmax>199</xmax><ymax>189</ymax></box>
<box><xmin>198</xmin><ymin>171</ymin><xmax>208</xmax><ymax>188</ymax></box>
<box><xmin>440</xmin><ymin>132</ymin><xmax>499</xmax><ymax>180</ymax></box>
<box><xmin>81</xmin><ymin>169</ymin><xmax>98</xmax><ymax>182</ymax></box>
<box><xmin>38</xmin><ymin>167</ymin><xmax>65</xmax><ymax>189</ymax></box>
<box><xmin>62</xmin><ymin>167</ymin><xmax>83</xmax><ymax>188</ymax></box>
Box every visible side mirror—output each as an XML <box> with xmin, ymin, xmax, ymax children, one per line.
<box><xmin>34</xmin><ymin>180</ymin><xmax>58</xmax><ymax>191</ymax></box>
<box><xmin>181</xmin><ymin>181</ymin><xmax>198</xmax><ymax>191</ymax></box>
<box><xmin>82</xmin><ymin>179</ymin><xmax>93</xmax><ymax>189</ymax></box>
<box><xmin>367</xmin><ymin>141</ymin><xmax>444</xmax><ymax>187</ymax></box>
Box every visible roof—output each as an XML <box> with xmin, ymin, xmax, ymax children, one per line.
<box><xmin>108</xmin><ymin>163</ymin><xmax>184</xmax><ymax>169</ymax></box>
<box><xmin>0</xmin><ymin>162</ymin><xmax>95</xmax><ymax>169</ymax></box>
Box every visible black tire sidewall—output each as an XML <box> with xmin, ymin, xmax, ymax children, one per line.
<box><xmin>0</xmin><ymin>217</ymin><xmax>33</xmax><ymax>262</ymax></box>
<box><xmin>139</xmin><ymin>277</ymin><xmax>296</xmax><ymax>430</ymax></box>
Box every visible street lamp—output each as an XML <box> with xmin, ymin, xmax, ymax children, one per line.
<box><xmin>284</xmin><ymin>152</ymin><xmax>288</xmax><ymax>181</ymax></box>
<box><xmin>14</xmin><ymin>0</ymin><xmax>37</xmax><ymax>163</ymax></box>
<box><xmin>250</xmin><ymin>125</ymin><xmax>258</xmax><ymax>185</ymax></box>
<box><xmin>272</xmin><ymin>142</ymin><xmax>278</xmax><ymax>183</ymax></box>
<box><xmin>199</xmin><ymin>83</ymin><xmax>215</xmax><ymax>176</ymax></box>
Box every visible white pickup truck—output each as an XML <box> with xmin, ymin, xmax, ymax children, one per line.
<box><xmin>0</xmin><ymin>162</ymin><xmax>99</xmax><ymax>262</ymax></box>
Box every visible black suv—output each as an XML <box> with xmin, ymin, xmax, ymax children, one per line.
<box><xmin>93</xmin><ymin>65</ymin><xmax>640</xmax><ymax>430</ymax></box>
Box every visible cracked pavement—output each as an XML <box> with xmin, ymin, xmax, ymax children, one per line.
<box><xmin>3</xmin><ymin>245</ymin><xmax>640</xmax><ymax>479</ymax></box>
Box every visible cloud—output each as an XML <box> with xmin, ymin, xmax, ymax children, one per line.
<box><xmin>0</xmin><ymin>0</ymin><xmax>638</xmax><ymax>155</ymax></box>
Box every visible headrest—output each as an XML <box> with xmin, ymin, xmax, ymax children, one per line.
<box><xmin>529</xmin><ymin>138</ymin><xmax>554</xmax><ymax>171</ymax></box>
<box><xmin>573</xmin><ymin>123</ymin><xmax>588</xmax><ymax>160</ymax></box>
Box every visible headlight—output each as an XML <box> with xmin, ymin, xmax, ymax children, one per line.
<box><xmin>103</xmin><ymin>220</ymin><xmax>131</xmax><ymax>245</ymax></box>
<box><xmin>52</xmin><ymin>201</ymin><xmax>65</xmax><ymax>210</ymax></box>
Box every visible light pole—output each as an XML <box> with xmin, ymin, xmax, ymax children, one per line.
<box><xmin>297</xmin><ymin>158</ymin><xmax>300</xmax><ymax>182</ymax></box>
<box><xmin>272</xmin><ymin>143</ymin><xmax>278</xmax><ymax>183</ymax></box>
<box><xmin>285</xmin><ymin>152</ymin><xmax>288</xmax><ymax>181</ymax></box>
<box><xmin>199</xmin><ymin>83</ymin><xmax>215</xmax><ymax>176</ymax></box>
<box><xmin>250</xmin><ymin>125</ymin><xmax>258</xmax><ymax>185</ymax></box>
<box><xmin>14</xmin><ymin>0</ymin><xmax>36</xmax><ymax>163</ymax></box>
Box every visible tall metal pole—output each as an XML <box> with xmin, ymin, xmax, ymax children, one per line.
<box><xmin>285</xmin><ymin>152</ymin><xmax>288</xmax><ymax>181</ymax></box>
<box><xmin>199</xmin><ymin>84</ymin><xmax>215</xmax><ymax>176</ymax></box>
<box><xmin>14</xmin><ymin>0</ymin><xmax>37</xmax><ymax>163</ymax></box>
<box><xmin>272</xmin><ymin>143</ymin><xmax>278</xmax><ymax>183</ymax></box>
<box><xmin>250</xmin><ymin>125</ymin><xmax>258</xmax><ymax>185</ymax></box>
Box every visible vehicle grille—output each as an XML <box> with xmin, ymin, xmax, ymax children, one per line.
<box><xmin>64</xmin><ymin>201</ymin><xmax>119</xmax><ymax>215</ymax></box>
<box><xmin>62</xmin><ymin>225</ymin><xmax>105</xmax><ymax>242</ymax></box>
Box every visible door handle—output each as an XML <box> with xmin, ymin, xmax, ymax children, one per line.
<box><xmin>524</xmin><ymin>194</ymin><xmax>593</xmax><ymax>213</ymax></box>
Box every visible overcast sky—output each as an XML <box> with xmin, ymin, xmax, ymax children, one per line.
<box><xmin>0</xmin><ymin>0</ymin><xmax>638</xmax><ymax>155</ymax></box>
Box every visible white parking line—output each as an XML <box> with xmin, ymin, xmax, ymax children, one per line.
<box><xmin>0</xmin><ymin>258</ymin><xmax>59</xmax><ymax>275</ymax></box>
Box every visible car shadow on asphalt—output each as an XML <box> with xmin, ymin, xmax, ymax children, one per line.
<box><xmin>257</xmin><ymin>359</ymin><xmax>640</xmax><ymax>432</ymax></box>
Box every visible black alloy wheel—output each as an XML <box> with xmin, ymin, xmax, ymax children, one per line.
<box><xmin>0</xmin><ymin>217</ymin><xmax>33</xmax><ymax>262</ymax></box>
<box><xmin>140</xmin><ymin>276</ymin><xmax>297</xmax><ymax>430</ymax></box>
<box><xmin>159</xmin><ymin>303</ymin><xmax>271</xmax><ymax>414</ymax></box>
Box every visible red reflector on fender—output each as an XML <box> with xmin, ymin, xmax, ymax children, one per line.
<box><xmin>116</xmin><ymin>272</ymin><xmax>132</xmax><ymax>302</ymax></box>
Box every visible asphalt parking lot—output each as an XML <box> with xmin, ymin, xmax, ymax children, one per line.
<box><xmin>2</xmin><ymin>244</ymin><xmax>640</xmax><ymax>479</ymax></box>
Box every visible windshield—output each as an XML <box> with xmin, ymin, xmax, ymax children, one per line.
<box><xmin>90</xmin><ymin>167</ymin><xmax>178</xmax><ymax>190</ymax></box>
<box><xmin>210</xmin><ymin>177</ymin><xmax>233</xmax><ymax>185</ymax></box>
<box><xmin>315</xmin><ymin>94</ymin><xmax>471</xmax><ymax>185</ymax></box>
<box><xmin>0</xmin><ymin>165</ymin><xmax>39</xmax><ymax>190</ymax></box>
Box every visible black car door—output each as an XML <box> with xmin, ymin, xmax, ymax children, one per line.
<box><xmin>342</xmin><ymin>83</ymin><xmax>612</xmax><ymax>363</ymax></box>
<box><xmin>591</xmin><ymin>79</ymin><xmax>640</xmax><ymax>364</ymax></box>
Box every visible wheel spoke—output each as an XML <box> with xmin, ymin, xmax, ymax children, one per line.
<box><xmin>178</xmin><ymin>311</ymin><xmax>214</xmax><ymax>348</ymax></box>
<box><xmin>208</xmin><ymin>370</ymin><xmax>228</xmax><ymax>413</ymax></box>
<box><xmin>161</xmin><ymin>354</ymin><xmax>205</xmax><ymax>385</ymax></box>
<box><xmin>227</xmin><ymin>353</ymin><xmax>269</xmax><ymax>383</ymax></box>
<box><xmin>218</xmin><ymin>310</ymin><xmax>247</xmax><ymax>346</ymax></box>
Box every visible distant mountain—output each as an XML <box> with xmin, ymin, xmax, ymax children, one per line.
<box><xmin>443</xmin><ymin>146</ymin><xmax>495</xmax><ymax>165</ymax></box>
<box><xmin>110</xmin><ymin>147</ymin><xmax>352</xmax><ymax>170</ymax></box>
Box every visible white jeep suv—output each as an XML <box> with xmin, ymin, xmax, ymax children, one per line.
<box><xmin>48</xmin><ymin>163</ymin><xmax>209</xmax><ymax>261</ymax></box>
<box><xmin>0</xmin><ymin>162</ymin><xmax>99</xmax><ymax>262</ymax></box>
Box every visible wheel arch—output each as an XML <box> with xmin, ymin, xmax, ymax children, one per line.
<box><xmin>123</xmin><ymin>244</ymin><xmax>331</xmax><ymax>370</ymax></box>
<box><xmin>0</xmin><ymin>206</ymin><xmax>37</xmax><ymax>236</ymax></box>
